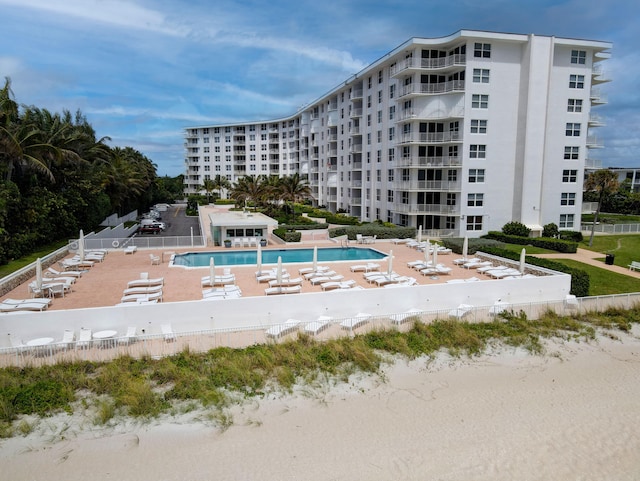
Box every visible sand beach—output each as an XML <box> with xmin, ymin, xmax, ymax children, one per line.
<box><xmin>1</xmin><ymin>329</ymin><xmax>639</xmax><ymax>480</ymax></box>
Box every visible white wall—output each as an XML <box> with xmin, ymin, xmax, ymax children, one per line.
<box><xmin>0</xmin><ymin>273</ymin><xmax>570</xmax><ymax>347</ymax></box>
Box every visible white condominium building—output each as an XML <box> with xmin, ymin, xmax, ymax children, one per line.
<box><xmin>184</xmin><ymin>30</ymin><xmax>611</xmax><ymax>237</ymax></box>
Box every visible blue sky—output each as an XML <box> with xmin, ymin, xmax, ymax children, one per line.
<box><xmin>0</xmin><ymin>0</ymin><xmax>637</xmax><ymax>176</ymax></box>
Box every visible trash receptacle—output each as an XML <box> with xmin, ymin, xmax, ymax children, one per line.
<box><xmin>605</xmin><ymin>253</ymin><xmax>615</xmax><ymax>265</ymax></box>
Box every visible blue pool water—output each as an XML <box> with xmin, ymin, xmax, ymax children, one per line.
<box><xmin>172</xmin><ymin>247</ymin><xmax>387</xmax><ymax>267</ymax></box>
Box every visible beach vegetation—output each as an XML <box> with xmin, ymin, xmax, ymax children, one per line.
<box><xmin>0</xmin><ymin>307</ymin><xmax>638</xmax><ymax>437</ymax></box>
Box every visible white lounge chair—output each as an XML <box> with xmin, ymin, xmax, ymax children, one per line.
<box><xmin>118</xmin><ymin>326</ymin><xmax>137</xmax><ymax>345</ymax></box>
<box><xmin>264</xmin><ymin>285</ymin><xmax>302</xmax><ymax>295</ymax></box>
<box><xmin>350</xmin><ymin>263</ymin><xmax>380</xmax><ymax>272</ymax></box>
<box><xmin>310</xmin><ymin>275</ymin><xmax>344</xmax><ymax>286</ymax></box>
<box><xmin>341</xmin><ymin>312</ymin><xmax>372</xmax><ymax>331</ymax></box>
<box><xmin>304</xmin><ymin>270</ymin><xmax>337</xmax><ymax>280</ymax></box>
<box><xmin>161</xmin><ymin>323</ymin><xmax>176</xmax><ymax>342</ymax></box>
<box><xmin>268</xmin><ymin>277</ymin><xmax>303</xmax><ymax>288</ymax></box>
<box><xmin>124</xmin><ymin>245</ymin><xmax>138</xmax><ymax>254</ymax></box>
<box><xmin>77</xmin><ymin>328</ymin><xmax>92</xmax><ymax>349</ymax></box>
<box><xmin>149</xmin><ymin>254</ymin><xmax>160</xmax><ymax>265</ymax></box>
<box><xmin>448</xmin><ymin>304</ymin><xmax>474</xmax><ymax>320</ymax></box>
<box><xmin>256</xmin><ymin>272</ymin><xmax>290</xmax><ymax>284</ymax></box>
<box><xmin>120</xmin><ymin>291</ymin><xmax>163</xmax><ymax>303</ymax></box>
<box><xmin>298</xmin><ymin>265</ymin><xmax>329</xmax><ymax>275</ymax></box>
<box><xmin>122</xmin><ymin>285</ymin><xmax>163</xmax><ymax>296</ymax></box>
<box><xmin>390</xmin><ymin>308</ymin><xmax>423</xmax><ymax>325</ymax></box>
<box><xmin>266</xmin><ymin>319</ymin><xmax>301</xmax><ymax>338</ymax></box>
<box><xmin>127</xmin><ymin>277</ymin><xmax>164</xmax><ymax>288</ymax></box>
<box><xmin>304</xmin><ymin>316</ymin><xmax>332</xmax><ymax>335</ymax></box>
<box><xmin>47</xmin><ymin>267</ymin><xmax>83</xmax><ymax>278</ymax></box>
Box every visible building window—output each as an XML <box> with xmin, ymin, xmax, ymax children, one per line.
<box><xmin>469</xmin><ymin>145</ymin><xmax>486</xmax><ymax>159</ymax></box>
<box><xmin>446</xmin><ymin>193</ymin><xmax>456</xmax><ymax>206</ymax></box>
<box><xmin>377</xmin><ymin>110</ymin><xmax>382</xmax><ymax>124</ymax></box>
<box><xmin>377</xmin><ymin>131</ymin><xmax>382</xmax><ymax>143</ymax></box>
<box><xmin>472</xmin><ymin>68</ymin><xmax>490</xmax><ymax>83</ymax></box>
<box><xmin>566</xmin><ymin>123</ymin><xmax>581</xmax><ymax>137</ymax></box>
<box><xmin>470</xmin><ymin>119</ymin><xmax>487</xmax><ymax>134</ymax></box>
<box><xmin>388</xmin><ymin>169</ymin><xmax>394</xmax><ymax>181</ymax></box>
<box><xmin>567</xmin><ymin>99</ymin><xmax>583</xmax><ymax>112</ymax></box>
<box><xmin>467</xmin><ymin>215</ymin><xmax>483</xmax><ymax>231</ymax></box>
<box><xmin>559</xmin><ymin>214</ymin><xmax>574</xmax><ymax>228</ymax></box>
<box><xmin>388</xmin><ymin>148</ymin><xmax>395</xmax><ymax>162</ymax></box>
<box><xmin>389</xmin><ymin>105</ymin><xmax>395</xmax><ymax>120</ymax></box>
<box><xmin>562</xmin><ymin>169</ymin><xmax>578</xmax><ymax>183</ymax></box>
<box><xmin>472</xmin><ymin>94</ymin><xmax>489</xmax><ymax>109</ymax></box>
<box><xmin>378</xmin><ymin>70</ymin><xmax>383</xmax><ymax>84</ymax></box>
<box><xmin>564</xmin><ymin>146</ymin><xmax>579</xmax><ymax>160</ymax></box>
<box><xmin>571</xmin><ymin>50</ymin><xmax>586</xmax><ymax>64</ymax></box>
<box><xmin>214</xmin><ymin>136</ymin><xmax>220</xmax><ymax>143</ymax></box>
<box><xmin>367</xmin><ymin>95</ymin><xmax>371</xmax><ymax>108</ymax></box>
<box><xmin>446</xmin><ymin>216</ymin><xmax>456</xmax><ymax>229</ymax></box>
<box><xmin>389</xmin><ymin>84</ymin><xmax>395</xmax><ymax>99</ymax></box>
<box><xmin>378</xmin><ymin>90</ymin><xmax>383</xmax><ymax>103</ymax></box>
<box><xmin>561</xmin><ymin>193</ymin><xmax>576</xmax><ymax>206</ymax></box>
<box><xmin>447</xmin><ymin>169</ymin><xmax>457</xmax><ymax>182</ymax></box>
<box><xmin>474</xmin><ymin>43</ymin><xmax>491</xmax><ymax>58</ymax></box>
<box><xmin>467</xmin><ymin>193</ymin><xmax>484</xmax><ymax>207</ymax></box>
<box><xmin>569</xmin><ymin>74</ymin><xmax>585</xmax><ymax>89</ymax></box>
<box><xmin>388</xmin><ymin>127</ymin><xmax>395</xmax><ymax>141</ymax></box>
<box><xmin>469</xmin><ymin>168</ymin><xmax>485</xmax><ymax>183</ymax></box>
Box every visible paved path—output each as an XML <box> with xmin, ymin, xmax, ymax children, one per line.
<box><xmin>536</xmin><ymin>248</ymin><xmax>640</xmax><ymax>279</ymax></box>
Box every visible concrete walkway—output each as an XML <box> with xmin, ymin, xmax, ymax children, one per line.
<box><xmin>536</xmin><ymin>248</ymin><xmax>640</xmax><ymax>279</ymax></box>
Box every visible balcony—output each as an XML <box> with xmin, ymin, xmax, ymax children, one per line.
<box><xmin>349</xmin><ymin>126</ymin><xmax>361</xmax><ymax>135</ymax></box>
<box><xmin>390</xmin><ymin>54</ymin><xmax>466</xmax><ymax>77</ymax></box>
<box><xmin>350</xmin><ymin>108</ymin><xmax>363</xmax><ymax>118</ymax></box>
<box><xmin>397</xmin><ymin>156</ymin><xmax>462</xmax><ymax>168</ymax></box>
<box><xmin>588</xmin><ymin>114</ymin><xmax>606</xmax><ymax>127</ymax></box>
<box><xmin>350</xmin><ymin>144</ymin><xmax>363</xmax><ymax>153</ymax></box>
<box><xmin>591</xmin><ymin>64</ymin><xmax>611</xmax><ymax>84</ymax></box>
<box><xmin>398</xmin><ymin>80</ymin><xmax>465</xmax><ymax>98</ymax></box>
<box><xmin>352</xmin><ymin>161</ymin><xmax>362</xmax><ymax>170</ymax></box>
<box><xmin>395</xmin><ymin>107</ymin><xmax>465</xmax><ymax>123</ymax></box>
<box><xmin>397</xmin><ymin>131</ymin><xmax>463</xmax><ymax>144</ymax></box>
<box><xmin>392</xmin><ymin>180</ymin><xmax>461</xmax><ymax>191</ymax></box>
<box><xmin>350</xmin><ymin>89</ymin><xmax>363</xmax><ymax>100</ymax></box>
<box><xmin>590</xmin><ymin>88</ymin><xmax>608</xmax><ymax>105</ymax></box>
<box><xmin>351</xmin><ymin>197</ymin><xmax>362</xmax><ymax>205</ymax></box>
<box><xmin>393</xmin><ymin>203</ymin><xmax>460</xmax><ymax>215</ymax></box>
<box><xmin>586</xmin><ymin>136</ymin><xmax>604</xmax><ymax>148</ymax></box>
<box><xmin>584</xmin><ymin>157</ymin><xmax>602</xmax><ymax>169</ymax></box>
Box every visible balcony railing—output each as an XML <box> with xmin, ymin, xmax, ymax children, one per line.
<box><xmin>350</xmin><ymin>108</ymin><xmax>363</xmax><ymax>118</ymax></box>
<box><xmin>585</xmin><ymin>157</ymin><xmax>602</xmax><ymax>169</ymax></box>
<box><xmin>590</xmin><ymin>88</ymin><xmax>608</xmax><ymax>104</ymax></box>
<box><xmin>392</xmin><ymin>180</ymin><xmax>461</xmax><ymax>191</ymax></box>
<box><xmin>397</xmin><ymin>155</ymin><xmax>462</xmax><ymax>168</ymax></box>
<box><xmin>395</xmin><ymin>108</ymin><xmax>465</xmax><ymax>123</ymax></box>
<box><xmin>397</xmin><ymin>131</ymin><xmax>463</xmax><ymax>144</ymax></box>
<box><xmin>393</xmin><ymin>203</ymin><xmax>460</xmax><ymax>215</ymax></box>
<box><xmin>399</xmin><ymin>80</ymin><xmax>465</xmax><ymax>98</ymax></box>
<box><xmin>588</xmin><ymin>114</ymin><xmax>605</xmax><ymax>127</ymax></box>
<box><xmin>350</xmin><ymin>144</ymin><xmax>363</xmax><ymax>153</ymax></box>
<box><xmin>390</xmin><ymin>54</ymin><xmax>466</xmax><ymax>76</ymax></box>
<box><xmin>586</xmin><ymin>136</ymin><xmax>604</xmax><ymax>148</ymax></box>
<box><xmin>350</xmin><ymin>89</ymin><xmax>363</xmax><ymax>100</ymax></box>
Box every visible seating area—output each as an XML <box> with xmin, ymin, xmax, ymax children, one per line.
<box><xmin>119</xmin><ymin>274</ymin><xmax>164</xmax><ymax>304</ymax></box>
<box><xmin>265</xmin><ymin>319</ymin><xmax>301</xmax><ymax>339</ymax></box>
<box><xmin>628</xmin><ymin>261</ymin><xmax>640</xmax><ymax>271</ymax></box>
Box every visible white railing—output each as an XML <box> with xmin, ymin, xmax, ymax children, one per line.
<box><xmin>580</xmin><ymin>223</ymin><xmax>640</xmax><ymax>234</ymax></box>
<box><xmin>3</xmin><ymin>291</ymin><xmax>638</xmax><ymax>368</ymax></box>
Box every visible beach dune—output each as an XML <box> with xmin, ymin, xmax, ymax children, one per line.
<box><xmin>1</xmin><ymin>332</ymin><xmax>639</xmax><ymax>480</ymax></box>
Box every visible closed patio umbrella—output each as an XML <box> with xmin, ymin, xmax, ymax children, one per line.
<box><xmin>209</xmin><ymin>257</ymin><xmax>215</xmax><ymax>282</ymax></box>
<box><xmin>276</xmin><ymin>256</ymin><xmax>283</xmax><ymax>285</ymax></box>
<box><xmin>35</xmin><ymin>257</ymin><xmax>43</xmax><ymax>290</ymax></box>
<box><xmin>312</xmin><ymin>245</ymin><xmax>318</xmax><ymax>272</ymax></box>
<box><xmin>387</xmin><ymin>249</ymin><xmax>393</xmax><ymax>276</ymax></box>
<box><xmin>256</xmin><ymin>242</ymin><xmax>262</xmax><ymax>274</ymax></box>
<box><xmin>417</xmin><ymin>225</ymin><xmax>422</xmax><ymax>244</ymax></box>
<box><xmin>424</xmin><ymin>242</ymin><xmax>431</xmax><ymax>265</ymax></box>
<box><xmin>462</xmin><ymin>236</ymin><xmax>469</xmax><ymax>259</ymax></box>
<box><xmin>519</xmin><ymin>248</ymin><xmax>526</xmax><ymax>274</ymax></box>
<box><xmin>432</xmin><ymin>243</ymin><xmax>438</xmax><ymax>267</ymax></box>
<box><xmin>78</xmin><ymin>229</ymin><xmax>85</xmax><ymax>261</ymax></box>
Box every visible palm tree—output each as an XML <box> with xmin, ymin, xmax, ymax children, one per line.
<box><xmin>211</xmin><ymin>174</ymin><xmax>231</xmax><ymax>200</ymax></box>
<box><xmin>278</xmin><ymin>173</ymin><xmax>312</xmax><ymax>219</ymax></box>
<box><xmin>585</xmin><ymin>169</ymin><xmax>620</xmax><ymax>246</ymax></box>
<box><xmin>202</xmin><ymin>178</ymin><xmax>215</xmax><ymax>203</ymax></box>
<box><xmin>229</xmin><ymin>175</ymin><xmax>264</xmax><ymax>211</ymax></box>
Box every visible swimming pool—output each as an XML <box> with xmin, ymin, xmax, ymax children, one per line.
<box><xmin>172</xmin><ymin>247</ymin><xmax>387</xmax><ymax>268</ymax></box>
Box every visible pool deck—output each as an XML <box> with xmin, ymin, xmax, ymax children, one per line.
<box><xmin>1</xmin><ymin>239</ymin><xmax>488</xmax><ymax>311</ymax></box>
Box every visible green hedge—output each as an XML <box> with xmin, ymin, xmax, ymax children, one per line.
<box><xmin>483</xmin><ymin>231</ymin><xmax>578</xmax><ymax>253</ymax></box>
<box><xmin>479</xmin><ymin>246</ymin><xmax>589</xmax><ymax>297</ymax></box>
<box><xmin>273</xmin><ymin>228</ymin><xmax>302</xmax><ymax>242</ymax></box>
<box><xmin>441</xmin><ymin>237</ymin><xmax>505</xmax><ymax>255</ymax></box>
<box><xmin>559</xmin><ymin>230</ymin><xmax>583</xmax><ymax>242</ymax></box>
<box><xmin>280</xmin><ymin>223</ymin><xmax>329</xmax><ymax>231</ymax></box>
<box><xmin>328</xmin><ymin>226</ymin><xmax>415</xmax><ymax>240</ymax></box>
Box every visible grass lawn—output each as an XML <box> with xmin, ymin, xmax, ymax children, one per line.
<box><xmin>579</xmin><ymin>234</ymin><xmax>640</xmax><ymax>268</ymax></box>
<box><xmin>501</xmin><ymin>243</ymin><xmax>557</xmax><ymax>255</ymax></box>
<box><xmin>0</xmin><ymin>241</ymin><xmax>67</xmax><ymax>279</ymax></box>
<box><xmin>546</xmin><ymin>258</ymin><xmax>640</xmax><ymax>296</ymax></box>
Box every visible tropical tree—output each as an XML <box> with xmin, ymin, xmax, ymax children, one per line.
<box><xmin>278</xmin><ymin>173</ymin><xmax>312</xmax><ymax>219</ymax></box>
<box><xmin>229</xmin><ymin>175</ymin><xmax>265</xmax><ymax>211</ymax></box>
<box><xmin>585</xmin><ymin>169</ymin><xmax>620</xmax><ymax>246</ymax></box>
<box><xmin>211</xmin><ymin>174</ymin><xmax>231</xmax><ymax>200</ymax></box>
<box><xmin>202</xmin><ymin>178</ymin><xmax>215</xmax><ymax>203</ymax></box>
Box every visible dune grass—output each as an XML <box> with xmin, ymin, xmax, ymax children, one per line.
<box><xmin>1</xmin><ymin>306</ymin><xmax>637</xmax><ymax>438</ymax></box>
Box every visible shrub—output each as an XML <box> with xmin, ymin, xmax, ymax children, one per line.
<box><xmin>328</xmin><ymin>226</ymin><xmax>415</xmax><ymax>240</ymax></box>
<box><xmin>502</xmin><ymin>221</ymin><xmax>531</xmax><ymax>237</ymax></box>
<box><xmin>441</xmin><ymin>237</ymin><xmax>504</xmax><ymax>255</ymax></box>
<box><xmin>483</xmin><ymin>232</ymin><xmax>578</xmax><ymax>253</ymax></box>
<box><xmin>280</xmin><ymin>223</ymin><xmax>329</xmax><ymax>231</ymax></box>
<box><xmin>542</xmin><ymin>223</ymin><xmax>559</xmax><ymax>238</ymax></box>
<box><xmin>559</xmin><ymin>230</ymin><xmax>583</xmax><ymax>242</ymax></box>
<box><xmin>273</xmin><ymin>228</ymin><xmax>301</xmax><ymax>242</ymax></box>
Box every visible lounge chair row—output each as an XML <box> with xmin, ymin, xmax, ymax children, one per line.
<box><xmin>1</xmin><ymin>298</ymin><xmax>51</xmax><ymax>313</ymax></box>
<box><xmin>265</xmin><ymin>312</ymin><xmax>374</xmax><ymax>339</ymax></box>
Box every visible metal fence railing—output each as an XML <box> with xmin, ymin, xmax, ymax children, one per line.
<box><xmin>2</xmin><ymin>293</ymin><xmax>638</xmax><ymax>368</ymax></box>
<box><xmin>581</xmin><ymin>223</ymin><xmax>640</xmax><ymax>234</ymax></box>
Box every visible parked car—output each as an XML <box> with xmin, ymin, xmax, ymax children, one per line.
<box><xmin>140</xmin><ymin>219</ymin><xmax>166</xmax><ymax>230</ymax></box>
<box><xmin>137</xmin><ymin>225</ymin><xmax>162</xmax><ymax>234</ymax></box>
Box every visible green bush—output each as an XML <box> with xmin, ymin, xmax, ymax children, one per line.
<box><xmin>559</xmin><ymin>230</ymin><xmax>583</xmax><ymax>242</ymax></box>
<box><xmin>479</xmin><ymin>246</ymin><xmax>589</xmax><ymax>296</ymax></box>
<box><xmin>502</xmin><ymin>221</ymin><xmax>531</xmax><ymax>237</ymax></box>
<box><xmin>483</xmin><ymin>232</ymin><xmax>578</xmax><ymax>253</ymax></box>
<box><xmin>280</xmin><ymin>223</ymin><xmax>329</xmax><ymax>231</ymax></box>
<box><xmin>441</xmin><ymin>237</ymin><xmax>504</xmax><ymax>255</ymax></box>
<box><xmin>273</xmin><ymin>228</ymin><xmax>302</xmax><ymax>242</ymax></box>
<box><xmin>328</xmin><ymin>226</ymin><xmax>415</xmax><ymax>240</ymax></box>
<box><xmin>542</xmin><ymin>223</ymin><xmax>559</xmax><ymax>238</ymax></box>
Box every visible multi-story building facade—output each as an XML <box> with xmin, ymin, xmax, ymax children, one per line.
<box><xmin>184</xmin><ymin>30</ymin><xmax>611</xmax><ymax>237</ymax></box>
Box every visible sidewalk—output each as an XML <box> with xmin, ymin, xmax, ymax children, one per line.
<box><xmin>536</xmin><ymin>248</ymin><xmax>640</xmax><ymax>279</ymax></box>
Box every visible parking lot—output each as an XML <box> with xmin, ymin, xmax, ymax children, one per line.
<box><xmin>138</xmin><ymin>204</ymin><xmax>201</xmax><ymax>237</ymax></box>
